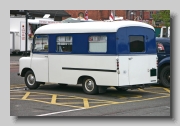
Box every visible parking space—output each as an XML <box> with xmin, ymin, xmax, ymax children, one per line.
<box><xmin>10</xmin><ymin>84</ymin><xmax>170</xmax><ymax>110</ymax></box>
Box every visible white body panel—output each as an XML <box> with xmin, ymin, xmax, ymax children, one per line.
<box><xmin>128</xmin><ymin>55</ymin><xmax>157</xmax><ymax>85</ymax></box>
<box><xmin>118</xmin><ymin>56</ymin><xmax>129</xmax><ymax>86</ymax></box>
<box><xmin>35</xmin><ymin>21</ymin><xmax>154</xmax><ymax>34</ymax></box>
<box><xmin>31</xmin><ymin>54</ymin><xmax>49</xmax><ymax>82</ymax></box>
<box><xmin>19</xmin><ymin>57</ymin><xmax>31</xmax><ymax>73</ymax></box>
<box><xmin>48</xmin><ymin>55</ymin><xmax>118</xmax><ymax>86</ymax></box>
<box><xmin>118</xmin><ymin>55</ymin><xmax>157</xmax><ymax>86</ymax></box>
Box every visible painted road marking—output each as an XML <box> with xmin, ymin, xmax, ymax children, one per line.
<box><xmin>83</xmin><ymin>98</ymin><xmax>89</xmax><ymax>108</ymax></box>
<box><xmin>11</xmin><ymin>90</ymin><xmax>170</xmax><ymax>109</ymax></box>
<box><xmin>51</xmin><ymin>94</ymin><xmax>57</xmax><ymax>104</ymax></box>
<box><xmin>163</xmin><ymin>88</ymin><xmax>170</xmax><ymax>93</ymax></box>
<box><xmin>22</xmin><ymin>92</ymin><xmax>30</xmax><ymax>100</ymax></box>
<box><xmin>11</xmin><ymin>85</ymin><xmax>170</xmax><ymax>110</ymax></box>
<box><xmin>138</xmin><ymin>88</ymin><xmax>170</xmax><ymax>95</ymax></box>
<box><xmin>36</xmin><ymin>108</ymin><xmax>85</xmax><ymax>116</ymax></box>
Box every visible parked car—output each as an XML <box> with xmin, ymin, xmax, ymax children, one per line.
<box><xmin>156</xmin><ymin>37</ymin><xmax>170</xmax><ymax>88</ymax></box>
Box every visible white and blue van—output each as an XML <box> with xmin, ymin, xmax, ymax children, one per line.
<box><xmin>18</xmin><ymin>21</ymin><xmax>158</xmax><ymax>95</ymax></box>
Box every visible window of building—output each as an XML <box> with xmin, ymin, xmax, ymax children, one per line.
<box><xmin>89</xmin><ymin>35</ymin><xmax>107</xmax><ymax>52</ymax></box>
<box><xmin>129</xmin><ymin>36</ymin><xmax>145</xmax><ymax>52</ymax></box>
<box><xmin>33</xmin><ymin>35</ymin><xmax>49</xmax><ymax>52</ymax></box>
<box><xmin>150</xmin><ymin>11</ymin><xmax>153</xmax><ymax>19</ymax></box>
<box><xmin>140</xmin><ymin>10</ymin><xmax>143</xmax><ymax>19</ymax></box>
<box><xmin>56</xmin><ymin>36</ymin><xmax>72</xmax><ymax>52</ymax></box>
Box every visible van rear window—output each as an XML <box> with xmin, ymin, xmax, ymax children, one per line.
<box><xmin>129</xmin><ymin>36</ymin><xmax>145</xmax><ymax>52</ymax></box>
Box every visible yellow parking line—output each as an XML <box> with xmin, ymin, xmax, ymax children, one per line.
<box><xmin>83</xmin><ymin>98</ymin><xmax>89</xmax><ymax>108</ymax></box>
<box><xmin>163</xmin><ymin>88</ymin><xmax>170</xmax><ymax>93</ymax></box>
<box><xmin>89</xmin><ymin>95</ymin><xmax>170</xmax><ymax>109</ymax></box>
<box><xmin>51</xmin><ymin>94</ymin><xmax>57</xmax><ymax>104</ymax></box>
<box><xmin>22</xmin><ymin>92</ymin><xmax>30</xmax><ymax>100</ymax></box>
<box><xmin>138</xmin><ymin>88</ymin><xmax>169</xmax><ymax>95</ymax></box>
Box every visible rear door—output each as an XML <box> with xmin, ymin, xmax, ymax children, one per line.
<box><xmin>127</xmin><ymin>27</ymin><xmax>157</xmax><ymax>85</ymax></box>
<box><xmin>117</xmin><ymin>27</ymin><xmax>157</xmax><ymax>86</ymax></box>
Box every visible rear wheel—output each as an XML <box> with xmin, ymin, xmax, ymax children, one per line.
<box><xmin>24</xmin><ymin>70</ymin><xmax>40</xmax><ymax>89</ymax></box>
<box><xmin>160</xmin><ymin>66</ymin><xmax>170</xmax><ymax>88</ymax></box>
<box><xmin>82</xmin><ymin>77</ymin><xmax>98</xmax><ymax>95</ymax></box>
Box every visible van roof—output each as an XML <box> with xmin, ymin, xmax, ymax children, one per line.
<box><xmin>35</xmin><ymin>20</ymin><xmax>155</xmax><ymax>34</ymax></box>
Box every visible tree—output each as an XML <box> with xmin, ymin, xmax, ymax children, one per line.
<box><xmin>152</xmin><ymin>10</ymin><xmax>170</xmax><ymax>37</ymax></box>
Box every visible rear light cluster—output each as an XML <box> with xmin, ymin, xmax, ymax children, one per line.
<box><xmin>156</xmin><ymin>57</ymin><xmax>158</xmax><ymax>67</ymax></box>
<box><xmin>116</xmin><ymin>57</ymin><xmax>119</xmax><ymax>70</ymax></box>
<box><xmin>117</xmin><ymin>61</ymin><xmax>119</xmax><ymax>70</ymax></box>
<box><xmin>116</xmin><ymin>57</ymin><xmax>120</xmax><ymax>74</ymax></box>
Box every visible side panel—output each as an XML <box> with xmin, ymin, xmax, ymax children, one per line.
<box><xmin>48</xmin><ymin>55</ymin><xmax>118</xmax><ymax>86</ymax></box>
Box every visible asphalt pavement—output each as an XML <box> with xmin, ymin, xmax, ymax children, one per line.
<box><xmin>10</xmin><ymin>56</ymin><xmax>24</xmax><ymax>66</ymax></box>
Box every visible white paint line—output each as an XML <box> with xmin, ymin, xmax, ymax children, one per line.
<box><xmin>36</xmin><ymin>108</ymin><xmax>86</xmax><ymax>116</ymax></box>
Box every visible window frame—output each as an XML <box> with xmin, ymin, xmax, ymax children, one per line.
<box><xmin>149</xmin><ymin>11</ymin><xmax>153</xmax><ymax>19</ymax></box>
<box><xmin>88</xmin><ymin>35</ymin><xmax>108</xmax><ymax>53</ymax></box>
<box><xmin>129</xmin><ymin>35</ymin><xmax>145</xmax><ymax>53</ymax></box>
<box><xmin>56</xmin><ymin>35</ymin><xmax>73</xmax><ymax>53</ymax></box>
<box><xmin>32</xmin><ymin>34</ymin><xmax>49</xmax><ymax>53</ymax></box>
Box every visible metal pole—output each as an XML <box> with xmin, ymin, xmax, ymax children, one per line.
<box><xmin>25</xmin><ymin>11</ymin><xmax>28</xmax><ymax>57</ymax></box>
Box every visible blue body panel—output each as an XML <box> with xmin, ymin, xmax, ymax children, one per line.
<box><xmin>33</xmin><ymin>26</ymin><xmax>156</xmax><ymax>55</ymax></box>
<box><xmin>116</xmin><ymin>27</ymin><xmax>156</xmax><ymax>54</ymax></box>
<box><xmin>158</xmin><ymin>57</ymin><xmax>170</xmax><ymax>68</ymax></box>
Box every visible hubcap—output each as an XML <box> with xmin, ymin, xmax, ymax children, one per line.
<box><xmin>27</xmin><ymin>74</ymin><xmax>35</xmax><ymax>85</ymax></box>
<box><xmin>85</xmin><ymin>79</ymin><xmax>94</xmax><ymax>92</ymax></box>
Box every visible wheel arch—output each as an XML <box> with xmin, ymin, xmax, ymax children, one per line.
<box><xmin>158</xmin><ymin>63</ymin><xmax>170</xmax><ymax>79</ymax></box>
<box><xmin>21</xmin><ymin>67</ymin><xmax>33</xmax><ymax>77</ymax></box>
<box><xmin>77</xmin><ymin>75</ymin><xmax>96</xmax><ymax>85</ymax></box>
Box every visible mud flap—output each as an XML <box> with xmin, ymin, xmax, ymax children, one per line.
<box><xmin>98</xmin><ymin>86</ymin><xmax>107</xmax><ymax>94</ymax></box>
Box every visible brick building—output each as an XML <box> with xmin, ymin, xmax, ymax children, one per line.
<box><xmin>64</xmin><ymin>10</ymin><xmax>159</xmax><ymax>25</ymax></box>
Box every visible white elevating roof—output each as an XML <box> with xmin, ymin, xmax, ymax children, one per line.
<box><xmin>35</xmin><ymin>20</ymin><xmax>155</xmax><ymax>34</ymax></box>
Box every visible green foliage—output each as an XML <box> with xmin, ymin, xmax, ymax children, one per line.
<box><xmin>152</xmin><ymin>10</ymin><xmax>170</xmax><ymax>27</ymax></box>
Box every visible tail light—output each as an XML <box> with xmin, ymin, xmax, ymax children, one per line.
<box><xmin>156</xmin><ymin>57</ymin><xmax>158</xmax><ymax>67</ymax></box>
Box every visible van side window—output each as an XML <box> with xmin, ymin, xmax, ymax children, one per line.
<box><xmin>129</xmin><ymin>36</ymin><xmax>145</xmax><ymax>52</ymax></box>
<box><xmin>89</xmin><ymin>35</ymin><xmax>107</xmax><ymax>52</ymax></box>
<box><xmin>156</xmin><ymin>42</ymin><xmax>165</xmax><ymax>53</ymax></box>
<box><xmin>56</xmin><ymin>36</ymin><xmax>72</xmax><ymax>52</ymax></box>
<box><xmin>33</xmin><ymin>35</ymin><xmax>48</xmax><ymax>52</ymax></box>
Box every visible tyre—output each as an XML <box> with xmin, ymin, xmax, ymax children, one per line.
<box><xmin>115</xmin><ymin>87</ymin><xmax>128</xmax><ymax>92</ymax></box>
<box><xmin>160</xmin><ymin>66</ymin><xmax>170</xmax><ymax>88</ymax></box>
<box><xmin>24</xmin><ymin>70</ymin><xmax>40</xmax><ymax>89</ymax></box>
<box><xmin>82</xmin><ymin>77</ymin><xmax>98</xmax><ymax>95</ymax></box>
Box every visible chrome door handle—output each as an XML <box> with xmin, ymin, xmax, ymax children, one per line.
<box><xmin>45</xmin><ymin>56</ymin><xmax>48</xmax><ymax>58</ymax></box>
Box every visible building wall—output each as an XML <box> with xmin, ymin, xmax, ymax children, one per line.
<box><xmin>64</xmin><ymin>10</ymin><xmax>158</xmax><ymax>25</ymax></box>
<box><xmin>64</xmin><ymin>10</ymin><xmax>127</xmax><ymax>20</ymax></box>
